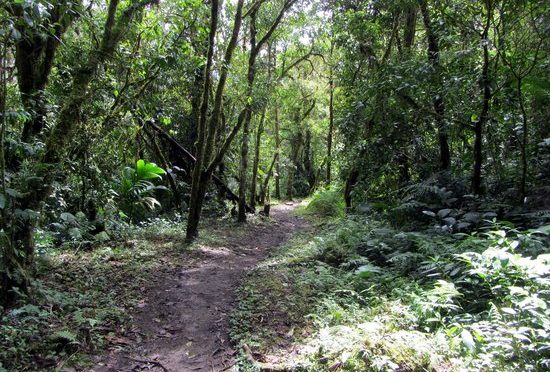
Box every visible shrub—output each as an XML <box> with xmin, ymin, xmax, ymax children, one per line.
<box><xmin>303</xmin><ymin>186</ymin><xmax>345</xmax><ymax>218</ymax></box>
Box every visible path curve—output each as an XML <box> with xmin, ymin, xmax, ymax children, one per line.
<box><xmin>93</xmin><ymin>203</ymin><xmax>306</xmax><ymax>372</ymax></box>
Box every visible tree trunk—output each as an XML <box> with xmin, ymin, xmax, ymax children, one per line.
<box><xmin>259</xmin><ymin>152</ymin><xmax>278</xmax><ymax>205</ymax></box>
<box><xmin>517</xmin><ymin>77</ymin><xmax>528</xmax><ymax>201</ymax></box>
<box><xmin>327</xmin><ymin>39</ymin><xmax>334</xmax><ymax>185</ymax></box>
<box><xmin>250</xmin><ymin>105</ymin><xmax>266</xmax><ymax>209</ymax></box>
<box><xmin>344</xmin><ymin>168</ymin><xmax>359</xmax><ymax>210</ymax></box>
<box><xmin>1</xmin><ymin>0</ymin><xmax>155</xmax><ymax>303</ymax></box>
<box><xmin>187</xmin><ymin>0</ymin><xmax>221</xmax><ymax>240</ymax></box>
<box><xmin>238</xmin><ymin>10</ymin><xmax>258</xmax><ymax>223</ymax></box>
<box><xmin>420</xmin><ymin>0</ymin><xmax>451</xmax><ymax>171</ymax></box>
<box><xmin>472</xmin><ymin>1</ymin><xmax>493</xmax><ymax>195</ymax></box>
<box><xmin>186</xmin><ymin>0</ymin><xmax>245</xmax><ymax>239</ymax></box>
<box><xmin>274</xmin><ymin>100</ymin><xmax>281</xmax><ymax>199</ymax></box>
<box><xmin>304</xmin><ymin>128</ymin><xmax>315</xmax><ymax>190</ymax></box>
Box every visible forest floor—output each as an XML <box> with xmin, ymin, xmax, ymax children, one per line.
<box><xmin>93</xmin><ymin>202</ymin><xmax>308</xmax><ymax>372</ymax></box>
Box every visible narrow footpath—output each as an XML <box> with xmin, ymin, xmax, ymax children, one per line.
<box><xmin>94</xmin><ymin>203</ymin><xmax>307</xmax><ymax>371</ymax></box>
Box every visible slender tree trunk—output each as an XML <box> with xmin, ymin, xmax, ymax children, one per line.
<box><xmin>251</xmin><ymin>42</ymin><xmax>273</xmax><ymax>209</ymax></box>
<box><xmin>238</xmin><ymin>10</ymin><xmax>258</xmax><ymax>223</ymax></box>
<box><xmin>344</xmin><ymin>169</ymin><xmax>359</xmax><ymax>210</ymax></box>
<box><xmin>250</xmin><ymin>105</ymin><xmax>266</xmax><ymax>209</ymax></box>
<box><xmin>274</xmin><ymin>99</ymin><xmax>281</xmax><ymax>199</ymax></box>
<box><xmin>186</xmin><ymin>0</ymin><xmax>245</xmax><ymax>238</ymax></box>
<box><xmin>259</xmin><ymin>152</ymin><xmax>278</xmax><ymax>204</ymax></box>
<box><xmin>327</xmin><ymin>39</ymin><xmax>334</xmax><ymax>185</ymax></box>
<box><xmin>186</xmin><ymin>0</ymin><xmax>220</xmax><ymax>240</ymax></box>
<box><xmin>517</xmin><ymin>77</ymin><xmax>528</xmax><ymax>201</ymax></box>
<box><xmin>472</xmin><ymin>1</ymin><xmax>493</xmax><ymax>195</ymax></box>
<box><xmin>420</xmin><ymin>0</ymin><xmax>451</xmax><ymax>171</ymax></box>
<box><xmin>304</xmin><ymin>128</ymin><xmax>315</xmax><ymax>190</ymax></box>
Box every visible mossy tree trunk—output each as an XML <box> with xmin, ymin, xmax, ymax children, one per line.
<box><xmin>1</xmin><ymin>0</ymin><xmax>157</xmax><ymax>305</ymax></box>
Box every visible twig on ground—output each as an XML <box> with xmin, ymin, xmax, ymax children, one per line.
<box><xmin>124</xmin><ymin>356</ymin><xmax>169</xmax><ymax>371</ymax></box>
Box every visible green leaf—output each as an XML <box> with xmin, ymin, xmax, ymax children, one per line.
<box><xmin>135</xmin><ymin>160</ymin><xmax>166</xmax><ymax>180</ymax></box>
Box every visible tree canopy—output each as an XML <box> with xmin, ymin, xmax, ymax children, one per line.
<box><xmin>0</xmin><ymin>0</ymin><xmax>549</xmax><ymax>370</ymax></box>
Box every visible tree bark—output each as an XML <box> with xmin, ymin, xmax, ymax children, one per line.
<box><xmin>259</xmin><ymin>152</ymin><xmax>278</xmax><ymax>205</ymax></box>
<box><xmin>237</xmin><ymin>0</ymin><xmax>297</xmax><ymax>221</ymax></box>
<box><xmin>187</xmin><ymin>0</ymin><xmax>221</xmax><ymax>240</ymax></box>
<box><xmin>472</xmin><ymin>1</ymin><xmax>493</xmax><ymax>195</ymax></box>
<box><xmin>517</xmin><ymin>77</ymin><xmax>528</xmax><ymax>201</ymax></box>
<box><xmin>420</xmin><ymin>0</ymin><xmax>451</xmax><ymax>171</ymax></box>
<box><xmin>344</xmin><ymin>169</ymin><xmax>359</xmax><ymax>210</ymax></box>
<box><xmin>186</xmin><ymin>0</ymin><xmax>245</xmax><ymax>240</ymax></box>
<box><xmin>327</xmin><ymin>38</ymin><xmax>334</xmax><ymax>185</ymax></box>
<box><xmin>250</xmin><ymin>105</ymin><xmax>266</xmax><ymax>209</ymax></box>
<box><xmin>238</xmin><ymin>10</ymin><xmax>258</xmax><ymax>222</ymax></box>
<box><xmin>10</xmin><ymin>1</ymin><xmax>81</xmax><ymax>142</ymax></box>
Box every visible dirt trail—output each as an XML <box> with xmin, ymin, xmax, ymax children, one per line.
<box><xmin>94</xmin><ymin>203</ymin><xmax>306</xmax><ymax>372</ymax></box>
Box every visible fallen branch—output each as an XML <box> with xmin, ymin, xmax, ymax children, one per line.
<box><xmin>147</xmin><ymin>119</ymin><xmax>254</xmax><ymax>213</ymax></box>
<box><xmin>125</xmin><ymin>356</ymin><xmax>169</xmax><ymax>371</ymax></box>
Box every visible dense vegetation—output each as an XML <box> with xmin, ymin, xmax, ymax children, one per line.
<box><xmin>0</xmin><ymin>0</ymin><xmax>548</xmax><ymax>370</ymax></box>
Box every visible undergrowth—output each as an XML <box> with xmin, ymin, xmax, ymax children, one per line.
<box><xmin>299</xmin><ymin>186</ymin><xmax>346</xmax><ymax>220</ymax></box>
<box><xmin>0</xmin><ymin>218</ymin><xmax>205</xmax><ymax>371</ymax></box>
<box><xmin>231</xmin><ymin>210</ymin><xmax>550</xmax><ymax>371</ymax></box>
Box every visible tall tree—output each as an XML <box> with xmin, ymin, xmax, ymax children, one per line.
<box><xmin>472</xmin><ymin>0</ymin><xmax>494</xmax><ymax>194</ymax></box>
<box><xmin>6</xmin><ymin>0</ymin><xmax>81</xmax><ymax>142</ymax></box>
<box><xmin>419</xmin><ymin>0</ymin><xmax>451</xmax><ymax>171</ymax></box>
<box><xmin>1</xmin><ymin>0</ymin><xmax>158</xmax><ymax>304</ymax></box>
<box><xmin>237</xmin><ymin>0</ymin><xmax>298</xmax><ymax>222</ymax></box>
<box><xmin>186</xmin><ymin>0</ymin><xmax>245</xmax><ymax>240</ymax></box>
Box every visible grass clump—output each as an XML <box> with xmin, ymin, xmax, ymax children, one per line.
<box><xmin>300</xmin><ymin>186</ymin><xmax>345</xmax><ymax>219</ymax></box>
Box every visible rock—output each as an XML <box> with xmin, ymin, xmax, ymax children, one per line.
<box><xmin>438</xmin><ymin>208</ymin><xmax>452</xmax><ymax>218</ymax></box>
<box><xmin>463</xmin><ymin>212</ymin><xmax>481</xmax><ymax>223</ymax></box>
<box><xmin>422</xmin><ymin>210</ymin><xmax>436</xmax><ymax>217</ymax></box>
<box><xmin>443</xmin><ymin>217</ymin><xmax>457</xmax><ymax>226</ymax></box>
<box><xmin>94</xmin><ymin>231</ymin><xmax>110</xmax><ymax>242</ymax></box>
<box><xmin>356</xmin><ymin>203</ymin><xmax>372</xmax><ymax>214</ymax></box>
<box><xmin>482</xmin><ymin>212</ymin><xmax>498</xmax><ymax>219</ymax></box>
<box><xmin>456</xmin><ymin>222</ymin><xmax>472</xmax><ymax>231</ymax></box>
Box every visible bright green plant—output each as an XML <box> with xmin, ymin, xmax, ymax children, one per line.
<box><xmin>116</xmin><ymin>160</ymin><xmax>167</xmax><ymax>221</ymax></box>
<box><xmin>303</xmin><ymin>185</ymin><xmax>345</xmax><ymax>219</ymax></box>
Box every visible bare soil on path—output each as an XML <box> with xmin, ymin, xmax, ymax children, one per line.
<box><xmin>93</xmin><ymin>203</ymin><xmax>306</xmax><ymax>372</ymax></box>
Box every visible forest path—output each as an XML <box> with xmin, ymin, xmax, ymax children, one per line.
<box><xmin>93</xmin><ymin>203</ymin><xmax>307</xmax><ymax>372</ymax></box>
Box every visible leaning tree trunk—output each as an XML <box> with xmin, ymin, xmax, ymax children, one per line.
<box><xmin>259</xmin><ymin>152</ymin><xmax>278</xmax><ymax>205</ymax></box>
<box><xmin>186</xmin><ymin>0</ymin><xmax>221</xmax><ymax>240</ymax></box>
